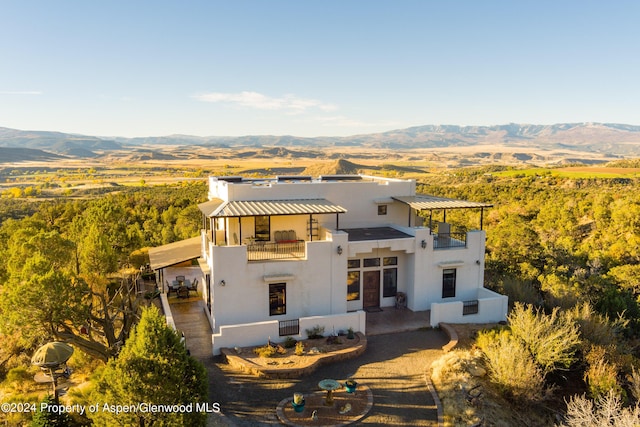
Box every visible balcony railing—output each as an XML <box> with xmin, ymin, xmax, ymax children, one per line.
<box><xmin>247</xmin><ymin>241</ymin><xmax>306</xmax><ymax>261</ymax></box>
<box><xmin>433</xmin><ymin>233</ymin><xmax>467</xmax><ymax>249</ymax></box>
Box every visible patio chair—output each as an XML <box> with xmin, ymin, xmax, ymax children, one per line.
<box><xmin>176</xmin><ymin>275</ymin><xmax>185</xmax><ymax>282</ymax></box>
<box><xmin>177</xmin><ymin>286</ymin><xmax>189</xmax><ymax>299</ymax></box>
<box><xmin>189</xmin><ymin>278</ymin><xmax>198</xmax><ymax>296</ymax></box>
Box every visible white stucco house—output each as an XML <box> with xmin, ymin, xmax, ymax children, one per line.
<box><xmin>150</xmin><ymin>174</ymin><xmax>508</xmax><ymax>355</ymax></box>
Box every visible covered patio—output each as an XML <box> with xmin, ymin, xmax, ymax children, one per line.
<box><xmin>148</xmin><ymin>236</ymin><xmax>203</xmax><ymax>296</ymax></box>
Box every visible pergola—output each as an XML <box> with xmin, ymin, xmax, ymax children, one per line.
<box><xmin>393</xmin><ymin>195</ymin><xmax>493</xmax><ymax>230</ymax></box>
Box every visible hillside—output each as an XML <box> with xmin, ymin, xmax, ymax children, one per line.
<box><xmin>0</xmin><ymin>147</ymin><xmax>66</xmax><ymax>162</ymax></box>
<box><xmin>303</xmin><ymin>159</ymin><xmax>364</xmax><ymax>176</ymax></box>
<box><xmin>1</xmin><ymin>123</ymin><xmax>639</xmax><ymax>165</ymax></box>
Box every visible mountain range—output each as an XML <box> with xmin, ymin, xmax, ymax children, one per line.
<box><xmin>1</xmin><ymin>122</ymin><xmax>639</xmax><ymax>161</ymax></box>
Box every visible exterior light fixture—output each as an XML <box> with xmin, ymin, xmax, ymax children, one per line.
<box><xmin>421</xmin><ymin>239</ymin><xmax>427</xmax><ymax>249</ymax></box>
<box><xmin>337</xmin><ymin>246</ymin><xmax>343</xmax><ymax>255</ymax></box>
<box><xmin>219</xmin><ymin>280</ymin><xmax>226</xmax><ymax>286</ymax></box>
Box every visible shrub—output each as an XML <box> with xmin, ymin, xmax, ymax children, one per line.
<box><xmin>3</xmin><ymin>367</ymin><xmax>32</xmax><ymax>393</ymax></box>
<box><xmin>558</xmin><ymin>390</ymin><xmax>640</xmax><ymax>427</ymax></box>
<box><xmin>481</xmin><ymin>330</ymin><xmax>546</xmax><ymax>402</ymax></box>
<box><xmin>565</xmin><ymin>301</ymin><xmax>626</xmax><ymax>349</ymax></box>
<box><xmin>283</xmin><ymin>336</ymin><xmax>297</xmax><ymax>349</ymax></box>
<box><xmin>584</xmin><ymin>345</ymin><xmax>624</xmax><ymax>400</ymax></box>
<box><xmin>508</xmin><ymin>302</ymin><xmax>581</xmax><ymax>374</ymax></box>
<box><xmin>295</xmin><ymin>341</ymin><xmax>304</xmax><ymax>356</ymax></box>
<box><xmin>305</xmin><ymin>325</ymin><xmax>325</xmax><ymax>339</ymax></box>
<box><xmin>253</xmin><ymin>344</ymin><xmax>276</xmax><ymax>358</ymax></box>
<box><xmin>628</xmin><ymin>366</ymin><xmax>640</xmax><ymax>402</ymax></box>
<box><xmin>5</xmin><ymin>366</ymin><xmax>31</xmax><ymax>383</ymax></box>
<box><xmin>326</xmin><ymin>335</ymin><xmax>342</xmax><ymax>345</ymax></box>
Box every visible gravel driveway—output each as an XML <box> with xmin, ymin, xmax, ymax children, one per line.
<box><xmin>202</xmin><ymin>329</ymin><xmax>447</xmax><ymax>426</ymax></box>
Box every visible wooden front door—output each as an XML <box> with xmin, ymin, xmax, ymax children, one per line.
<box><xmin>363</xmin><ymin>271</ymin><xmax>380</xmax><ymax>309</ymax></box>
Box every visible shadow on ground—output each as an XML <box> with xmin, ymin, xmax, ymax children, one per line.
<box><xmin>201</xmin><ymin>329</ymin><xmax>447</xmax><ymax>426</ymax></box>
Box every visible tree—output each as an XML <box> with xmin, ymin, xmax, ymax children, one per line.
<box><xmin>0</xmin><ymin>223</ymin><xmax>141</xmax><ymax>361</ymax></box>
<box><xmin>30</xmin><ymin>394</ymin><xmax>72</xmax><ymax>427</ymax></box>
<box><xmin>90</xmin><ymin>306</ymin><xmax>208</xmax><ymax>427</ymax></box>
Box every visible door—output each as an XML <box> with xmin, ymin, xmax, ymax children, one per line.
<box><xmin>363</xmin><ymin>271</ymin><xmax>380</xmax><ymax>309</ymax></box>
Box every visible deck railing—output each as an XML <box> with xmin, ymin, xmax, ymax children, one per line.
<box><xmin>433</xmin><ymin>233</ymin><xmax>467</xmax><ymax>249</ymax></box>
<box><xmin>247</xmin><ymin>241</ymin><xmax>306</xmax><ymax>261</ymax></box>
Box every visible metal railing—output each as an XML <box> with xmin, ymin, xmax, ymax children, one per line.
<box><xmin>433</xmin><ymin>233</ymin><xmax>467</xmax><ymax>249</ymax></box>
<box><xmin>247</xmin><ymin>241</ymin><xmax>306</xmax><ymax>261</ymax></box>
<box><xmin>279</xmin><ymin>319</ymin><xmax>300</xmax><ymax>336</ymax></box>
<box><xmin>463</xmin><ymin>300</ymin><xmax>479</xmax><ymax>315</ymax></box>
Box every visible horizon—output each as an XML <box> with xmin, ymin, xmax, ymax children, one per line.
<box><xmin>2</xmin><ymin>1</ymin><xmax>640</xmax><ymax>138</ymax></box>
<box><xmin>3</xmin><ymin>121</ymin><xmax>640</xmax><ymax>141</ymax></box>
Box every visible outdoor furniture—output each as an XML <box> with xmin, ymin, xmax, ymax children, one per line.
<box><xmin>188</xmin><ymin>278</ymin><xmax>198</xmax><ymax>296</ymax></box>
<box><xmin>177</xmin><ymin>286</ymin><xmax>189</xmax><ymax>299</ymax></box>
<box><xmin>166</xmin><ymin>280</ymin><xmax>176</xmax><ymax>296</ymax></box>
<box><xmin>176</xmin><ymin>275</ymin><xmax>185</xmax><ymax>282</ymax></box>
<box><xmin>318</xmin><ymin>379</ymin><xmax>341</xmax><ymax>406</ymax></box>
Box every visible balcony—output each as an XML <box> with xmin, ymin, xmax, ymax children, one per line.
<box><xmin>247</xmin><ymin>240</ymin><xmax>306</xmax><ymax>261</ymax></box>
<box><xmin>433</xmin><ymin>232</ymin><xmax>467</xmax><ymax>250</ymax></box>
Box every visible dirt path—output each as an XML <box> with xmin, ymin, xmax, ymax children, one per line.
<box><xmin>201</xmin><ymin>329</ymin><xmax>447</xmax><ymax>426</ymax></box>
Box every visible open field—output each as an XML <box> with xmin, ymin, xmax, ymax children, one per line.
<box><xmin>1</xmin><ymin>144</ymin><xmax>638</xmax><ymax>199</ymax></box>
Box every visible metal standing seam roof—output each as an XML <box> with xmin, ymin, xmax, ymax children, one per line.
<box><xmin>201</xmin><ymin>198</ymin><xmax>347</xmax><ymax>218</ymax></box>
<box><xmin>198</xmin><ymin>198</ymin><xmax>224</xmax><ymax>216</ymax></box>
<box><xmin>148</xmin><ymin>236</ymin><xmax>202</xmax><ymax>270</ymax></box>
<box><xmin>393</xmin><ymin>195</ymin><xmax>493</xmax><ymax>210</ymax></box>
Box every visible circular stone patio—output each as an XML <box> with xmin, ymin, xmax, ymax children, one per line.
<box><xmin>276</xmin><ymin>384</ymin><xmax>373</xmax><ymax>427</ymax></box>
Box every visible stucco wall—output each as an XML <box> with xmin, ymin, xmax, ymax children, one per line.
<box><xmin>208</xmin><ymin>176</ymin><xmax>416</xmax><ymax>230</ymax></box>
<box><xmin>209</xmin><ymin>234</ymin><xmax>349</xmax><ymax>332</ymax></box>
<box><xmin>430</xmin><ymin>288</ymin><xmax>508</xmax><ymax>327</ymax></box>
<box><xmin>211</xmin><ymin>311</ymin><xmax>365</xmax><ymax>355</ymax></box>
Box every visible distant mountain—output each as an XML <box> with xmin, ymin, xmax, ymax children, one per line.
<box><xmin>0</xmin><ymin>127</ymin><xmax>121</xmax><ymax>157</ymax></box>
<box><xmin>1</xmin><ymin>123</ymin><xmax>640</xmax><ymax>159</ymax></box>
<box><xmin>0</xmin><ymin>147</ymin><xmax>66</xmax><ymax>162</ymax></box>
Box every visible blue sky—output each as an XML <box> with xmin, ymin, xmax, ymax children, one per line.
<box><xmin>1</xmin><ymin>1</ymin><xmax>639</xmax><ymax>137</ymax></box>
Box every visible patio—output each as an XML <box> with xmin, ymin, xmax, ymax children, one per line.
<box><xmin>166</xmin><ymin>297</ymin><xmax>431</xmax><ymax>360</ymax></box>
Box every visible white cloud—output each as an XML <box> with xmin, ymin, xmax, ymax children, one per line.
<box><xmin>193</xmin><ymin>91</ymin><xmax>337</xmax><ymax>114</ymax></box>
<box><xmin>0</xmin><ymin>91</ymin><xmax>42</xmax><ymax>95</ymax></box>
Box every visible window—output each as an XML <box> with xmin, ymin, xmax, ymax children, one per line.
<box><xmin>383</xmin><ymin>268</ymin><xmax>397</xmax><ymax>297</ymax></box>
<box><xmin>463</xmin><ymin>300</ymin><xmax>479</xmax><ymax>315</ymax></box>
<box><xmin>378</xmin><ymin>205</ymin><xmax>387</xmax><ymax>215</ymax></box>
<box><xmin>383</xmin><ymin>257</ymin><xmax>397</xmax><ymax>266</ymax></box>
<box><xmin>348</xmin><ymin>259</ymin><xmax>361</xmax><ymax>269</ymax></box>
<box><xmin>364</xmin><ymin>258</ymin><xmax>380</xmax><ymax>267</ymax></box>
<box><xmin>255</xmin><ymin>216</ymin><xmax>270</xmax><ymax>241</ymax></box>
<box><xmin>269</xmin><ymin>283</ymin><xmax>286</xmax><ymax>315</ymax></box>
<box><xmin>347</xmin><ymin>271</ymin><xmax>360</xmax><ymax>301</ymax></box>
<box><xmin>442</xmin><ymin>269</ymin><xmax>456</xmax><ymax>298</ymax></box>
